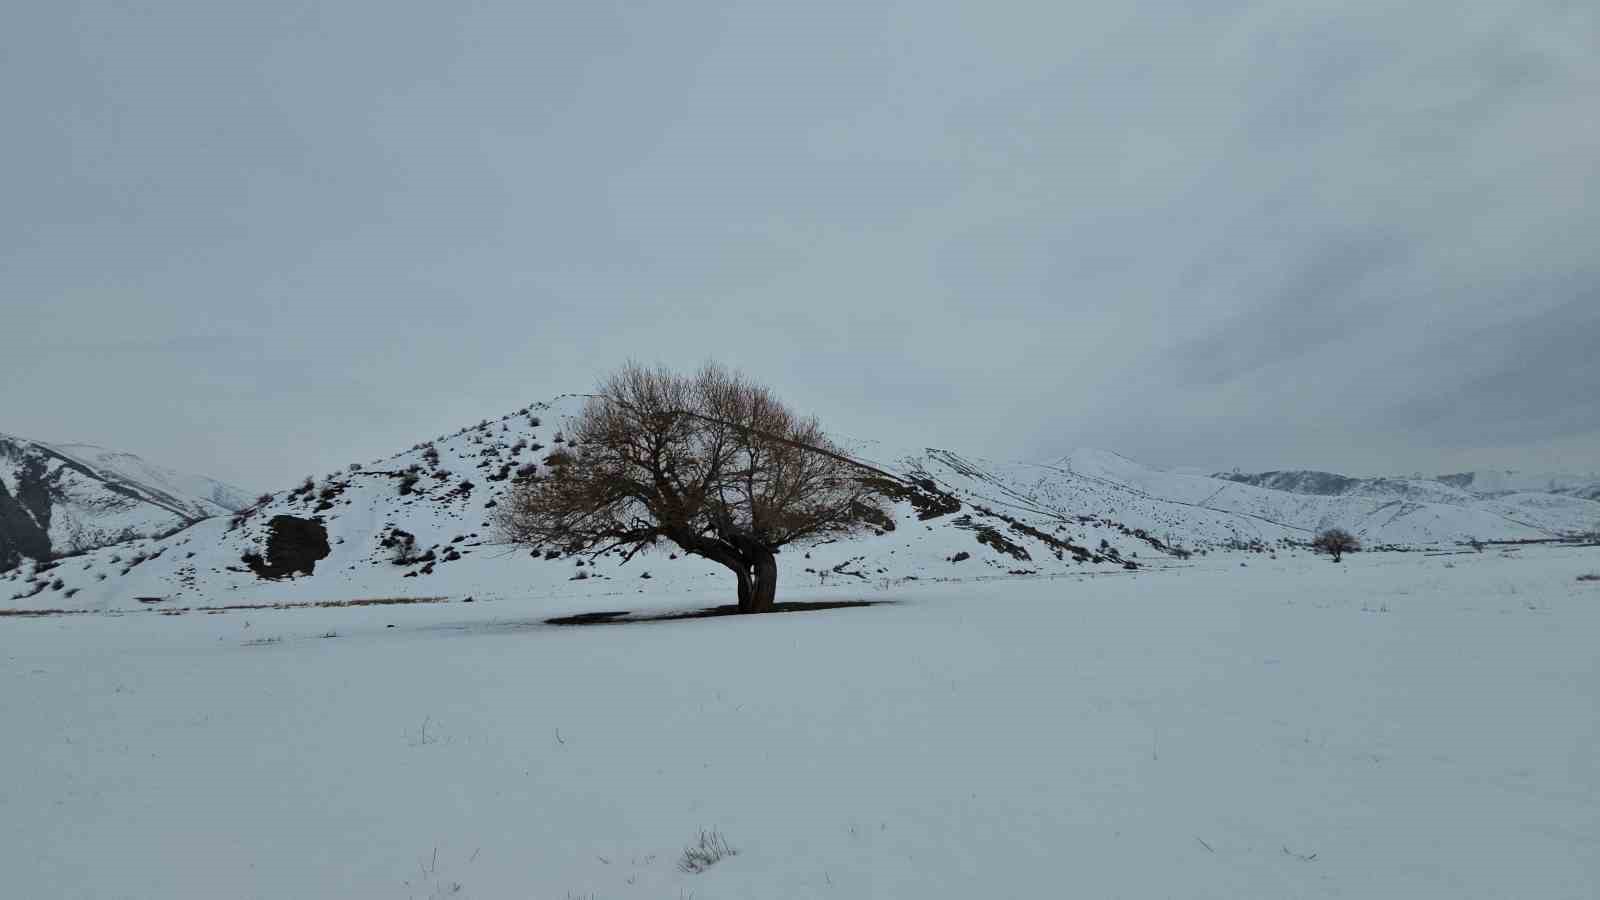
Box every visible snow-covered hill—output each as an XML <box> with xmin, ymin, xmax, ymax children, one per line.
<box><xmin>1224</xmin><ymin>466</ymin><xmax>1600</xmax><ymax>503</ymax></box>
<box><xmin>1436</xmin><ymin>468</ymin><xmax>1600</xmax><ymax>501</ymax></box>
<box><xmin>1214</xmin><ymin>465</ymin><xmax>1600</xmax><ymax>535</ymax></box>
<box><xmin>2</xmin><ymin>398</ymin><xmax>1163</xmax><ymax>611</ymax></box>
<box><xmin>5</xmin><ymin>400</ymin><xmax>1597</xmax><ymax>612</ymax></box>
<box><xmin>0</xmin><ymin>434</ymin><xmax>252</xmax><ymax>571</ymax></box>
<box><xmin>921</xmin><ymin>448</ymin><xmax>1599</xmax><ymax>550</ymax></box>
<box><xmin>47</xmin><ymin>442</ymin><xmax>254</xmax><ymax>513</ymax></box>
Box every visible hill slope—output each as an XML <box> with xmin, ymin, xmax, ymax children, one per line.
<box><xmin>6</xmin><ymin>402</ymin><xmax>1597</xmax><ymax>612</ymax></box>
<box><xmin>2</xmin><ymin>398</ymin><xmax>1159</xmax><ymax>611</ymax></box>
<box><xmin>1214</xmin><ymin>465</ymin><xmax>1600</xmax><ymax>537</ymax></box>
<box><xmin>1436</xmin><ymin>468</ymin><xmax>1600</xmax><ymax>501</ymax></box>
<box><xmin>0</xmin><ymin>434</ymin><xmax>251</xmax><ymax>571</ymax></box>
<box><xmin>917</xmin><ymin>448</ymin><xmax>1598</xmax><ymax>550</ymax></box>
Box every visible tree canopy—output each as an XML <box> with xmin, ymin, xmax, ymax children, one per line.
<box><xmin>1311</xmin><ymin>527</ymin><xmax>1360</xmax><ymax>562</ymax></box>
<box><xmin>496</xmin><ymin>363</ymin><xmax>888</xmax><ymax>611</ymax></box>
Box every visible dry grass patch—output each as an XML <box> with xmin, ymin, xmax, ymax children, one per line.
<box><xmin>678</xmin><ymin>829</ymin><xmax>736</xmax><ymax>874</ymax></box>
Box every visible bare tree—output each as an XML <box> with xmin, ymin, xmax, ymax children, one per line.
<box><xmin>495</xmin><ymin>363</ymin><xmax>888</xmax><ymax>612</ymax></box>
<box><xmin>1311</xmin><ymin>527</ymin><xmax>1360</xmax><ymax>562</ymax></box>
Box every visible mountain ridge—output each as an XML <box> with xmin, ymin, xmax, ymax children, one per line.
<box><xmin>0</xmin><ymin>434</ymin><xmax>252</xmax><ymax>571</ymax></box>
<box><xmin>1219</xmin><ymin>466</ymin><xmax>1600</xmax><ymax>504</ymax></box>
<box><xmin>5</xmin><ymin>397</ymin><xmax>1596</xmax><ymax>612</ymax></box>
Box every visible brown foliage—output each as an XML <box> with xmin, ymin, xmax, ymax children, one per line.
<box><xmin>495</xmin><ymin>363</ymin><xmax>888</xmax><ymax>611</ymax></box>
<box><xmin>1311</xmin><ymin>527</ymin><xmax>1360</xmax><ymax>562</ymax></box>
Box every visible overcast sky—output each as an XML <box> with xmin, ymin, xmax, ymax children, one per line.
<box><xmin>4</xmin><ymin>1</ymin><xmax>1596</xmax><ymax>490</ymax></box>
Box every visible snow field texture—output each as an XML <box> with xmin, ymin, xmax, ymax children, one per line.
<box><xmin>3</xmin><ymin>544</ymin><xmax>1597</xmax><ymax>898</ymax></box>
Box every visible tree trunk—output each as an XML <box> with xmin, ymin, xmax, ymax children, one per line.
<box><xmin>669</xmin><ymin>530</ymin><xmax>774</xmax><ymax>613</ymax></box>
<box><xmin>749</xmin><ymin>546</ymin><xmax>778</xmax><ymax>612</ymax></box>
<box><xmin>671</xmin><ymin>531</ymin><xmax>758</xmax><ymax>612</ymax></box>
<box><xmin>734</xmin><ymin>565</ymin><xmax>754</xmax><ymax>611</ymax></box>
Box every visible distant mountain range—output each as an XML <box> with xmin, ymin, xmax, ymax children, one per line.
<box><xmin>0</xmin><ymin>434</ymin><xmax>252</xmax><ymax>571</ymax></box>
<box><xmin>4</xmin><ymin>398</ymin><xmax>1596</xmax><ymax>612</ymax></box>
<box><xmin>1434</xmin><ymin>469</ymin><xmax>1600</xmax><ymax>501</ymax></box>
<box><xmin>1218</xmin><ymin>468</ymin><xmax>1600</xmax><ymax>502</ymax></box>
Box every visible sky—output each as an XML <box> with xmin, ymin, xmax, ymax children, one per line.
<box><xmin>3</xmin><ymin>0</ymin><xmax>1597</xmax><ymax>491</ymax></box>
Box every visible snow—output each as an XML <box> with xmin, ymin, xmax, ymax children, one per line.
<box><xmin>2</xmin><ymin>399</ymin><xmax>1164</xmax><ymax>611</ymax></box>
<box><xmin>1444</xmin><ymin>469</ymin><xmax>1600</xmax><ymax>498</ymax></box>
<box><xmin>47</xmin><ymin>442</ymin><xmax>253</xmax><ymax>514</ymax></box>
<box><xmin>4</xmin><ymin>544</ymin><xmax>1597</xmax><ymax>898</ymax></box>
<box><xmin>8</xmin><ymin>396</ymin><xmax>1599</xmax><ymax>612</ymax></box>
<box><xmin>0</xmin><ymin>434</ymin><xmax>253</xmax><ymax>564</ymax></box>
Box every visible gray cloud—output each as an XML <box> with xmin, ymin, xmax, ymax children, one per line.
<box><xmin>3</xmin><ymin>0</ymin><xmax>1596</xmax><ymax>487</ymax></box>
<box><xmin>1374</xmin><ymin>293</ymin><xmax>1600</xmax><ymax>448</ymax></box>
<box><xmin>1171</xmin><ymin>231</ymin><xmax>1409</xmax><ymax>386</ymax></box>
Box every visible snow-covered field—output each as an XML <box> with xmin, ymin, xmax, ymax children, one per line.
<box><xmin>4</xmin><ymin>545</ymin><xmax>1597</xmax><ymax>898</ymax></box>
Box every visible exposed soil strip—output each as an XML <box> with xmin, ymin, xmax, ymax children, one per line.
<box><xmin>0</xmin><ymin>595</ymin><xmax>450</xmax><ymax>618</ymax></box>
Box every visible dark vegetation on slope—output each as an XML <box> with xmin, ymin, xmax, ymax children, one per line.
<box><xmin>858</xmin><ymin>473</ymin><xmax>963</xmax><ymax>520</ymax></box>
<box><xmin>1216</xmin><ymin>470</ymin><xmax>1360</xmax><ymax>496</ymax></box>
<box><xmin>242</xmin><ymin>515</ymin><xmax>331</xmax><ymax>579</ymax></box>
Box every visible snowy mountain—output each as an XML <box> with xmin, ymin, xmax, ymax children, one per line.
<box><xmin>1215</xmin><ymin>470</ymin><xmax>1474</xmax><ymax>504</ymax></box>
<box><xmin>0</xmin><ymin>434</ymin><xmax>252</xmax><ymax>571</ymax></box>
<box><xmin>5</xmin><ymin>400</ymin><xmax>1597</xmax><ymax>612</ymax></box>
<box><xmin>1436</xmin><ymin>468</ymin><xmax>1600</xmax><ymax>501</ymax></box>
<box><xmin>1217</xmin><ymin>465</ymin><xmax>1600</xmax><ymax>528</ymax></box>
<box><xmin>1223</xmin><ymin>466</ymin><xmax>1600</xmax><ymax>503</ymax></box>
<box><xmin>47</xmin><ymin>442</ymin><xmax>255</xmax><ymax>513</ymax></box>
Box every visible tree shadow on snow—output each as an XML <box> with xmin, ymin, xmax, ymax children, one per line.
<box><xmin>545</xmin><ymin>599</ymin><xmax>891</xmax><ymax>627</ymax></box>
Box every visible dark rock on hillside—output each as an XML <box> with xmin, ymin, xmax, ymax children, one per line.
<box><xmin>0</xmin><ymin>454</ymin><xmax>53</xmax><ymax>571</ymax></box>
<box><xmin>243</xmin><ymin>515</ymin><xmax>331</xmax><ymax>579</ymax></box>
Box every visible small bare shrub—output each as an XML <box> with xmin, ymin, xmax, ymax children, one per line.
<box><xmin>677</xmin><ymin>829</ymin><xmax>736</xmax><ymax>874</ymax></box>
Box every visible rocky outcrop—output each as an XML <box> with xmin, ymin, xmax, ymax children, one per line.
<box><xmin>243</xmin><ymin>515</ymin><xmax>330</xmax><ymax>579</ymax></box>
<box><xmin>0</xmin><ymin>453</ymin><xmax>53</xmax><ymax>571</ymax></box>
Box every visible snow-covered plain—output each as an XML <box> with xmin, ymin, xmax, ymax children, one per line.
<box><xmin>4</xmin><ymin>544</ymin><xmax>1596</xmax><ymax>898</ymax></box>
